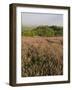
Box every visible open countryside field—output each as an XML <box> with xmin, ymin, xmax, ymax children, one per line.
<box><xmin>21</xmin><ymin>36</ymin><xmax>63</xmax><ymax>77</ymax></box>
<box><xmin>21</xmin><ymin>13</ymin><xmax>63</xmax><ymax>77</ymax></box>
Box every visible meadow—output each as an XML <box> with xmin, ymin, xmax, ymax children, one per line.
<box><xmin>21</xmin><ymin>25</ymin><xmax>63</xmax><ymax>77</ymax></box>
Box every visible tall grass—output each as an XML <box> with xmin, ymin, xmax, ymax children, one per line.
<box><xmin>21</xmin><ymin>37</ymin><xmax>63</xmax><ymax>77</ymax></box>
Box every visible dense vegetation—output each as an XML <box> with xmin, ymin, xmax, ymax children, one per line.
<box><xmin>21</xmin><ymin>37</ymin><xmax>63</xmax><ymax>77</ymax></box>
<box><xmin>22</xmin><ymin>25</ymin><xmax>63</xmax><ymax>37</ymax></box>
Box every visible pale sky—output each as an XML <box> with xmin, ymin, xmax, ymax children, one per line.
<box><xmin>21</xmin><ymin>13</ymin><xmax>63</xmax><ymax>27</ymax></box>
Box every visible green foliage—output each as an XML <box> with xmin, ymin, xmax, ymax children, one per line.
<box><xmin>22</xmin><ymin>25</ymin><xmax>63</xmax><ymax>37</ymax></box>
<box><xmin>49</xmin><ymin>26</ymin><xmax>63</xmax><ymax>36</ymax></box>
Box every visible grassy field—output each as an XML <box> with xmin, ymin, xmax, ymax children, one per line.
<box><xmin>21</xmin><ymin>36</ymin><xmax>63</xmax><ymax>77</ymax></box>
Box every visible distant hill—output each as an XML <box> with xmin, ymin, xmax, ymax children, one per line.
<box><xmin>22</xmin><ymin>25</ymin><xmax>63</xmax><ymax>37</ymax></box>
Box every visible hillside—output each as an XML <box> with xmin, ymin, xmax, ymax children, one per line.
<box><xmin>22</xmin><ymin>25</ymin><xmax>63</xmax><ymax>37</ymax></box>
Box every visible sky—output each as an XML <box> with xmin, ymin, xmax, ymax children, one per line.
<box><xmin>21</xmin><ymin>13</ymin><xmax>63</xmax><ymax>27</ymax></box>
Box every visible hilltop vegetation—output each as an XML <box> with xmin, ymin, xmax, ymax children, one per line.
<box><xmin>22</xmin><ymin>25</ymin><xmax>63</xmax><ymax>37</ymax></box>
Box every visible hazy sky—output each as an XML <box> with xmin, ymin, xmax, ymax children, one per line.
<box><xmin>21</xmin><ymin>13</ymin><xmax>63</xmax><ymax>26</ymax></box>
